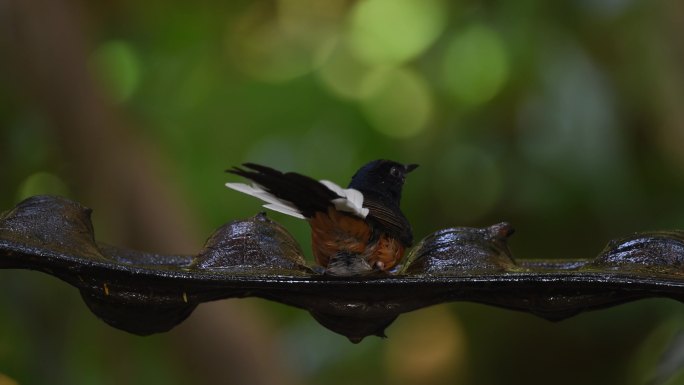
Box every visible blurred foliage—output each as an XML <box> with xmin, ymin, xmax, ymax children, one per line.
<box><xmin>2</xmin><ymin>0</ymin><xmax>684</xmax><ymax>384</ymax></box>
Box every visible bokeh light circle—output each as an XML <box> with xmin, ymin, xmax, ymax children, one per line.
<box><xmin>228</xmin><ymin>2</ymin><xmax>342</xmax><ymax>83</ymax></box>
<box><xmin>316</xmin><ymin>40</ymin><xmax>373</xmax><ymax>100</ymax></box>
<box><xmin>347</xmin><ymin>0</ymin><xmax>447</xmax><ymax>65</ymax></box>
<box><xmin>89</xmin><ymin>40</ymin><xmax>140</xmax><ymax>103</ymax></box>
<box><xmin>384</xmin><ymin>306</ymin><xmax>466</xmax><ymax>384</ymax></box>
<box><xmin>16</xmin><ymin>172</ymin><xmax>69</xmax><ymax>202</ymax></box>
<box><xmin>442</xmin><ymin>24</ymin><xmax>509</xmax><ymax>106</ymax></box>
<box><xmin>360</xmin><ymin>67</ymin><xmax>433</xmax><ymax>138</ymax></box>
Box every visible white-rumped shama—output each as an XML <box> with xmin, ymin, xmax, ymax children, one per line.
<box><xmin>225</xmin><ymin>159</ymin><xmax>417</xmax><ymax>276</ymax></box>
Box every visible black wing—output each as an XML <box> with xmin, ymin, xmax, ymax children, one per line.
<box><xmin>227</xmin><ymin>163</ymin><xmax>337</xmax><ymax>218</ymax></box>
<box><xmin>363</xmin><ymin>197</ymin><xmax>413</xmax><ymax>246</ymax></box>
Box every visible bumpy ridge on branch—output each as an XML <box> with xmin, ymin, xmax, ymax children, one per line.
<box><xmin>2</xmin><ymin>195</ymin><xmax>684</xmax><ymax>342</ymax></box>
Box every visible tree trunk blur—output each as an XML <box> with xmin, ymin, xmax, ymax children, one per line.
<box><xmin>2</xmin><ymin>0</ymin><xmax>297</xmax><ymax>384</ymax></box>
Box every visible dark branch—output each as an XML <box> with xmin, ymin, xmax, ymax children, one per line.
<box><xmin>2</xmin><ymin>195</ymin><xmax>684</xmax><ymax>343</ymax></box>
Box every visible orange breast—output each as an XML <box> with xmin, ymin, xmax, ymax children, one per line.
<box><xmin>367</xmin><ymin>234</ymin><xmax>404</xmax><ymax>271</ymax></box>
<box><xmin>308</xmin><ymin>208</ymin><xmax>371</xmax><ymax>267</ymax></box>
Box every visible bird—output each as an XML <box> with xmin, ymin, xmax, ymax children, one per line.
<box><xmin>225</xmin><ymin>160</ymin><xmax>418</xmax><ymax>276</ymax></box>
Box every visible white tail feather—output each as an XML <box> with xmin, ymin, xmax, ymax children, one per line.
<box><xmin>262</xmin><ymin>203</ymin><xmax>305</xmax><ymax>219</ymax></box>
<box><xmin>225</xmin><ymin>182</ymin><xmax>304</xmax><ymax>219</ymax></box>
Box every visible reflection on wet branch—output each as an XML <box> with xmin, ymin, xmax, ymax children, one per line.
<box><xmin>2</xmin><ymin>195</ymin><xmax>684</xmax><ymax>343</ymax></box>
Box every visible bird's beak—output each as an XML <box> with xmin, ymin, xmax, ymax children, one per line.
<box><xmin>404</xmin><ymin>164</ymin><xmax>419</xmax><ymax>173</ymax></box>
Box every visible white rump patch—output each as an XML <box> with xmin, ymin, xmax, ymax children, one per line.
<box><xmin>225</xmin><ymin>182</ymin><xmax>305</xmax><ymax>219</ymax></box>
<box><xmin>319</xmin><ymin>180</ymin><xmax>369</xmax><ymax>218</ymax></box>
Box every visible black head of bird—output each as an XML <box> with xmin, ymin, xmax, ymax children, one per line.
<box><xmin>349</xmin><ymin>160</ymin><xmax>419</xmax><ymax>203</ymax></box>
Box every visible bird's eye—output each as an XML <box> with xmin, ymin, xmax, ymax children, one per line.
<box><xmin>389</xmin><ymin>166</ymin><xmax>401</xmax><ymax>178</ymax></box>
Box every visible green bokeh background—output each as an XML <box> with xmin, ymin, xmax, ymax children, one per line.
<box><xmin>2</xmin><ymin>1</ymin><xmax>684</xmax><ymax>384</ymax></box>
